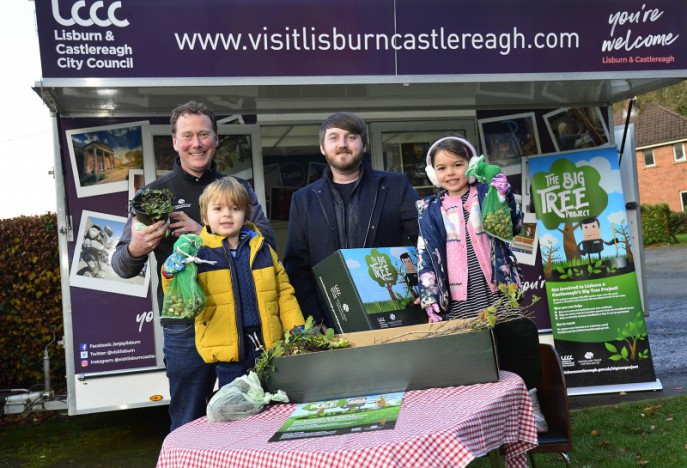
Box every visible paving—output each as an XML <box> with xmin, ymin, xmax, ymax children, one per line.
<box><xmin>569</xmin><ymin>243</ymin><xmax>687</xmax><ymax>409</ymax></box>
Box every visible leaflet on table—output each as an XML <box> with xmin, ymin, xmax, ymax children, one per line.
<box><xmin>269</xmin><ymin>392</ymin><xmax>404</xmax><ymax>442</ymax></box>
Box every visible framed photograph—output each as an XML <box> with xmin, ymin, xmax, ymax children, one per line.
<box><xmin>128</xmin><ymin>169</ymin><xmax>145</xmax><ymax>200</ymax></box>
<box><xmin>544</xmin><ymin>107</ymin><xmax>610</xmax><ymax>152</ymax></box>
<box><xmin>520</xmin><ymin>157</ymin><xmax>535</xmax><ymax>214</ymax></box>
<box><xmin>478</xmin><ymin>112</ymin><xmax>541</xmax><ymax>172</ymax></box>
<box><xmin>512</xmin><ymin>213</ymin><xmax>539</xmax><ymax>266</ymax></box>
<box><xmin>152</xmin><ymin>134</ymin><xmax>176</xmax><ymax>172</ymax></box>
<box><xmin>66</xmin><ymin>121</ymin><xmax>147</xmax><ymax>198</ymax></box>
<box><xmin>70</xmin><ymin>211</ymin><xmax>151</xmax><ymax>297</ymax></box>
<box><xmin>215</xmin><ymin>134</ymin><xmax>254</xmax><ymax>181</ymax></box>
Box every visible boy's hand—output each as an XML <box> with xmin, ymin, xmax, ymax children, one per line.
<box><xmin>162</xmin><ymin>252</ymin><xmax>187</xmax><ymax>278</ymax></box>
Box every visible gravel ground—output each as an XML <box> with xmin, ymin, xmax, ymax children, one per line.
<box><xmin>570</xmin><ymin>243</ymin><xmax>687</xmax><ymax>409</ymax></box>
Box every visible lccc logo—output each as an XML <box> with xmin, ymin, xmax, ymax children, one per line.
<box><xmin>51</xmin><ymin>0</ymin><xmax>129</xmax><ymax>28</ymax></box>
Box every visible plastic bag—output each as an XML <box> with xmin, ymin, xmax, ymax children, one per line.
<box><xmin>466</xmin><ymin>155</ymin><xmax>514</xmax><ymax>242</ymax></box>
<box><xmin>207</xmin><ymin>371</ymin><xmax>289</xmax><ymax>422</ymax></box>
<box><xmin>161</xmin><ymin>234</ymin><xmax>207</xmax><ymax>319</ymax></box>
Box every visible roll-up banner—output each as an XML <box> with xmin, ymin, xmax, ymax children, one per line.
<box><xmin>528</xmin><ymin>146</ymin><xmax>659</xmax><ymax>392</ymax></box>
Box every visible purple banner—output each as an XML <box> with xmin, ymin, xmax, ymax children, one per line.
<box><xmin>36</xmin><ymin>0</ymin><xmax>685</xmax><ymax>79</ymax></box>
<box><xmin>61</xmin><ymin>117</ymin><xmax>158</xmax><ymax>374</ymax></box>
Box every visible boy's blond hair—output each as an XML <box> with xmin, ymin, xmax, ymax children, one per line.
<box><xmin>199</xmin><ymin>177</ymin><xmax>251</xmax><ymax>225</ymax></box>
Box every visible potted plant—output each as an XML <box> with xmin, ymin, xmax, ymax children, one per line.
<box><xmin>130</xmin><ymin>188</ymin><xmax>175</xmax><ymax>226</ymax></box>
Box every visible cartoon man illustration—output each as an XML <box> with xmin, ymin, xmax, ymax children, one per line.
<box><xmin>340</xmin><ymin>397</ymin><xmax>367</xmax><ymax>412</ymax></box>
<box><xmin>577</xmin><ymin>217</ymin><xmax>615</xmax><ymax>260</ymax></box>
<box><xmin>400</xmin><ymin>252</ymin><xmax>419</xmax><ymax>298</ymax></box>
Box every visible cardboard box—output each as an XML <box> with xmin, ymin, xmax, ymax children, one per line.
<box><xmin>313</xmin><ymin>247</ymin><xmax>426</xmax><ymax>333</ymax></box>
<box><xmin>266</xmin><ymin>322</ymin><xmax>499</xmax><ymax>403</ymax></box>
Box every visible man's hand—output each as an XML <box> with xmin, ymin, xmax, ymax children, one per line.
<box><xmin>169</xmin><ymin>211</ymin><xmax>203</xmax><ymax>237</ymax></box>
<box><xmin>127</xmin><ymin>219</ymin><xmax>167</xmax><ymax>258</ymax></box>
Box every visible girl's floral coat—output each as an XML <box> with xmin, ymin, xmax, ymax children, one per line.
<box><xmin>416</xmin><ymin>182</ymin><xmax>524</xmax><ymax>311</ymax></box>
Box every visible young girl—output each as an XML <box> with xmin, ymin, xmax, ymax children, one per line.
<box><xmin>416</xmin><ymin>136</ymin><xmax>522</xmax><ymax>322</ymax></box>
<box><xmin>161</xmin><ymin>176</ymin><xmax>305</xmax><ymax>389</ymax></box>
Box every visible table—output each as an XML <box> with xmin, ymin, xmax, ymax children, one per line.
<box><xmin>157</xmin><ymin>371</ymin><xmax>537</xmax><ymax>468</ymax></box>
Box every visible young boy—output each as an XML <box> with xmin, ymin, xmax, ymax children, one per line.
<box><xmin>162</xmin><ymin>176</ymin><xmax>305</xmax><ymax>393</ymax></box>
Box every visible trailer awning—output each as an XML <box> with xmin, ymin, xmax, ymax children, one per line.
<box><xmin>33</xmin><ymin>75</ymin><xmax>685</xmax><ymax>117</ymax></box>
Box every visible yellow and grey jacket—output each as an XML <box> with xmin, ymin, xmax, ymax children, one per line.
<box><xmin>162</xmin><ymin>222</ymin><xmax>304</xmax><ymax>363</ymax></box>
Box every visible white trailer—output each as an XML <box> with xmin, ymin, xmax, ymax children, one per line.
<box><xmin>14</xmin><ymin>0</ymin><xmax>685</xmax><ymax>414</ymax></box>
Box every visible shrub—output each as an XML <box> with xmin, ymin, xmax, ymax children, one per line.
<box><xmin>669</xmin><ymin>210</ymin><xmax>687</xmax><ymax>235</ymax></box>
<box><xmin>640</xmin><ymin>204</ymin><xmax>671</xmax><ymax>245</ymax></box>
<box><xmin>0</xmin><ymin>214</ymin><xmax>64</xmax><ymax>390</ymax></box>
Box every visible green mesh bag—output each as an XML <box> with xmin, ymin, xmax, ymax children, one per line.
<box><xmin>161</xmin><ymin>234</ymin><xmax>207</xmax><ymax>319</ymax></box>
<box><xmin>466</xmin><ymin>155</ymin><xmax>514</xmax><ymax>242</ymax></box>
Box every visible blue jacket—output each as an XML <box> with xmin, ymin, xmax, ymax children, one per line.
<box><xmin>283</xmin><ymin>160</ymin><xmax>419</xmax><ymax>326</ymax></box>
<box><xmin>416</xmin><ymin>183</ymin><xmax>523</xmax><ymax>311</ymax></box>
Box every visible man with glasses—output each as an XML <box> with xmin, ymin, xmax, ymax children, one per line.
<box><xmin>112</xmin><ymin>100</ymin><xmax>273</xmax><ymax>431</ymax></box>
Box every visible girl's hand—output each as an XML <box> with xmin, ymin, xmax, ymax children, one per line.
<box><xmin>490</xmin><ymin>173</ymin><xmax>510</xmax><ymax>196</ymax></box>
<box><xmin>425</xmin><ymin>303</ymin><xmax>443</xmax><ymax>322</ymax></box>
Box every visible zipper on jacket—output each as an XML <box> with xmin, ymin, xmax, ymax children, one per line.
<box><xmin>222</xmin><ymin>242</ymin><xmax>245</xmax><ymax>362</ymax></box>
<box><xmin>419</xmin><ymin>200</ymin><xmax>448</xmax><ymax>308</ymax></box>
<box><xmin>314</xmin><ymin>188</ymin><xmax>336</xmax><ymax>246</ymax></box>
<box><xmin>362</xmin><ymin>186</ymin><xmax>380</xmax><ymax>247</ymax></box>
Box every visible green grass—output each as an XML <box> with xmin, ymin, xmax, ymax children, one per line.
<box><xmin>0</xmin><ymin>406</ymin><xmax>169</xmax><ymax>467</ymax></box>
<box><xmin>2</xmin><ymin>396</ymin><xmax>687</xmax><ymax>467</ymax></box>
<box><xmin>471</xmin><ymin>395</ymin><xmax>687</xmax><ymax>466</ymax></box>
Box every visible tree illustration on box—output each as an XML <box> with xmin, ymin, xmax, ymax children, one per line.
<box><xmin>365</xmin><ymin>249</ymin><xmax>399</xmax><ymax>301</ymax></box>
<box><xmin>604</xmin><ymin>312</ymin><xmax>650</xmax><ymax>362</ymax></box>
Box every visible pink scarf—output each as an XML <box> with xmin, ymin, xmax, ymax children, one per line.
<box><xmin>441</xmin><ymin>186</ymin><xmax>495</xmax><ymax>301</ymax></box>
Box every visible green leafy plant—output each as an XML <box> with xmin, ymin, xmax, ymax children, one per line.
<box><xmin>604</xmin><ymin>311</ymin><xmax>650</xmax><ymax>361</ymax></box>
<box><xmin>252</xmin><ymin>316</ymin><xmax>351</xmax><ymax>383</ymax></box>
<box><xmin>130</xmin><ymin>188</ymin><xmax>175</xmax><ymax>222</ymax></box>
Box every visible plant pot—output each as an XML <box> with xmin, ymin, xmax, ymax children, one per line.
<box><xmin>133</xmin><ymin>207</ymin><xmax>170</xmax><ymax>226</ymax></box>
<box><xmin>130</xmin><ymin>189</ymin><xmax>174</xmax><ymax>226</ymax></box>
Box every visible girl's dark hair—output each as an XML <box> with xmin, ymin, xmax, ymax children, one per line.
<box><xmin>428</xmin><ymin>137</ymin><xmax>475</xmax><ymax>165</ymax></box>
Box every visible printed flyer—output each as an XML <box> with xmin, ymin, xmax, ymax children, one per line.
<box><xmin>269</xmin><ymin>392</ymin><xmax>404</xmax><ymax>442</ymax></box>
<box><xmin>528</xmin><ymin>146</ymin><xmax>656</xmax><ymax>387</ymax></box>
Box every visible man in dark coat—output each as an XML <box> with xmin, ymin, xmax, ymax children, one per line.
<box><xmin>112</xmin><ymin>101</ymin><xmax>273</xmax><ymax>432</ymax></box>
<box><xmin>283</xmin><ymin>112</ymin><xmax>419</xmax><ymax>327</ymax></box>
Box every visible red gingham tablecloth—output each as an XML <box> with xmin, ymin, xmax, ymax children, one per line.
<box><xmin>157</xmin><ymin>371</ymin><xmax>537</xmax><ymax>468</ymax></box>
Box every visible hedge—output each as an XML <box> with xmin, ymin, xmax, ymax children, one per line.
<box><xmin>640</xmin><ymin>203</ymin><xmax>673</xmax><ymax>245</ymax></box>
<box><xmin>0</xmin><ymin>213</ymin><xmax>64</xmax><ymax>390</ymax></box>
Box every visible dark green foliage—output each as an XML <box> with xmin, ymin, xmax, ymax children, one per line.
<box><xmin>669</xmin><ymin>210</ymin><xmax>687</xmax><ymax>235</ymax></box>
<box><xmin>640</xmin><ymin>203</ymin><xmax>672</xmax><ymax>245</ymax></box>
<box><xmin>0</xmin><ymin>214</ymin><xmax>64</xmax><ymax>390</ymax></box>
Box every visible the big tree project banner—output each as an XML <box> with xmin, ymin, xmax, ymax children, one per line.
<box><xmin>528</xmin><ymin>146</ymin><xmax>656</xmax><ymax>388</ymax></box>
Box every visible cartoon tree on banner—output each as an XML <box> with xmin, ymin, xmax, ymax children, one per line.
<box><xmin>365</xmin><ymin>249</ymin><xmax>399</xmax><ymax>301</ymax></box>
<box><xmin>531</xmin><ymin>158</ymin><xmax>608</xmax><ymax>261</ymax></box>
<box><xmin>613</xmin><ymin>221</ymin><xmax>634</xmax><ymax>264</ymax></box>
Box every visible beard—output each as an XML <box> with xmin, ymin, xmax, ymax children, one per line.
<box><xmin>324</xmin><ymin>148</ymin><xmax>363</xmax><ymax>173</ymax></box>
